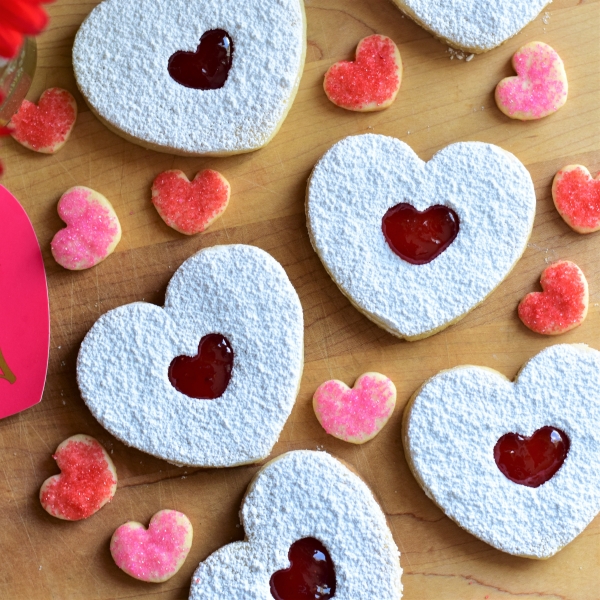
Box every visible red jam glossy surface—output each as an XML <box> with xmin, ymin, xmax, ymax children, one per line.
<box><xmin>494</xmin><ymin>426</ymin><xmax>570</xmax><ymax>488</ymax></box>
<box><xmin>270</xmin><ymin>538</ymin><xmax>336</xmax><ymax>600</ymax></box>
<box><xmin>382</xmin><ymin>203</ymin><xmax>459</xmax><ymax>265</ymax></box>
<box><xmin>168</xmin><ymin>29</ymin><xmax>233</xmax><ymax>90</ymax></box>
<box><xmin>168</xmin><ymin>333</ymin><xmax>233</xmax><ymax>399</ymax></box>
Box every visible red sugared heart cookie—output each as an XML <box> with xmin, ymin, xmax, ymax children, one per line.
<box><xmin>552</xmin><ymin>165</ymin><xmax>600</xmax><ymax>233</ymax></box>
<box><xmin>518</xmin><ymin>260</ymin><xmax>588</xmax><ymax>335</ymax></box>
<box><xmin>323</xmin><ymin>35</ymin><xmax>402</xmax><ymax>112</ymax></box>
<box><xmin>495</xmin><ymin>42</ymin><xmax>568</xmax><ymax>120</ymax></box>
<box><xmin>110</xmin><ymin>510</ymin><xmax>193</xmax><ymax>582</ymax></box>
<box><xmin>39</xmin><ymin>434</ymin><xmax>117</xmax><ymax>521</ymax></box>
<box><xmin>151</xmin><ymin>169</ymin><xmax>230</xmax><ymax>235</ymax></box>
<box><xmin>313</xmin><ymin>372</ymin><xmax>396</xmax><ymax>444</ymax></box>
<box><xmin>9</xmin><ymin>88</ymin><xmax>77</xmax><ymax>153</ymax></box>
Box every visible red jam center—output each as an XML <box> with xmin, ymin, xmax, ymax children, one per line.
<box><xmin>168</xmin><ymin>333</ymin><xmax>233</xmax><ymax>399</ymax></box>
<box><xmin>168</xmin><ymin>29</ymin><xmax>234</xmax><ymax>90</ymax></box>
<box><xmin>382</xmin><ymin>203</ymin><xmax>459</xmax><ymax>265</ymax></box>
<box><xmin>494</xmin><ymin>426</ymin><xmax>570</xmax><ymax>488</ymax></box>
<box><xmin>270</xmin><ymin>538</ymin><xmax>336</xmax><ymax>600</ymax></box>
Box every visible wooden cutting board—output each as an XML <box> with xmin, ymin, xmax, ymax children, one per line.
<box><xmin>1</xmin><ymin>0</ymin><xmax>599</xmax><ymax>598</ymax></box>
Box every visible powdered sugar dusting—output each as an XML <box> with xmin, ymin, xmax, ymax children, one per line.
<box><xmin>77</xmin><ymin>245</ymin><xmax>304</xmax><ymax>467</ymax></box>
<box><xmin>73</xmin><ymin>0</ymin><xmax>305</xmax><ymax>154</ymax></box>
<box><xmin>189</xmin><ymin>450</ymin><xmax>402</xmax><ymax>599</ymax></box>
<box><xmin>390</xmin><ymin>0</ymin><xmax>549</xmax><ymax>52</ymax></box>
<box><xmin>306</xmin><ymin>135</ymin><xmax>536</xmax><ymax>339</ymax></box>
<box><xmin>404</xmin><ymin>344</ymin><xmax>600</xmax><ymax>558</ymax></box>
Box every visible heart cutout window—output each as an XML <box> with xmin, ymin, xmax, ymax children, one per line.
<box><xmin>270</xmin><ymin>537</ymin><xmax>336</xmax><ymax>600</ymax></box>
<box><xmin>382</xmin><ymin>203</ymin><xmax>459</xmax><ymax>265</ymax></box>
<box><xmin>168</xmin><ymin>333</ymin><xmax>233</xmax><ymax>399</ymax></box>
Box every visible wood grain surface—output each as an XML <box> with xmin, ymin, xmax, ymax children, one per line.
<box><xmin>1</xmin><ymin>0</ymin><xmax>599</xmax><ymax>598</ymax></box>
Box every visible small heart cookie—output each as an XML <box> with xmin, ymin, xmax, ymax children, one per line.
<box><xmin>39</xmin><ymin>434</ymin><xmax>117</xmax><ymax>521</ymax></box>
<box><xmin>403</xmin><ymin>344</ymin><xmax>600</xmax><ymax>558</ymax></box>
<box><xmin>518</xmin><ymin>261</ymin><xmax>588</xmax><ymax>335</ymax></box>
<box><xmin>552</xmin><ymin>165</ymin><xmax>600</xmax><ymax>233</ymax></box>
<box><xmin>111</xmin><ymin>510</ymin><xmax>193</xmax><ymax>582</ymax></box>
<box><xmin>189</xmin><ymin>451</ymin><xmax>402</xmax><ymax>599</ymax></box>
<box><xmin>151</xmin><ymin>169</ymin><xmax>230</xmax><ymax>235</ymax></box>
<box><xmin>495</xmin><ymin>42</ymin><xmax>568</xmax><ymax>120</ymax></box>
<box><xmin>313</xmin><ymin>373</ymin><xmax>396</xmax><ymax>444</ymax></box>
<box><xmin>51</xmin><ymin>186</ymin><xmax>122</xmax><ymax>270</ymax></box>
<box><xmin>323</xmin><ymin>35</ymin><xmax>402</xmax><ymax>112</ymax></box>
<box><xmin>10</xmin><ymin>88</ymin><xmax>77</xmax><ymax>153</ymax></box>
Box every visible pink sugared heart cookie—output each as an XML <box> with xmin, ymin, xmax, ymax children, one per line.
<box><xmin>495</xmin><ymin>42</ymin><xmax>567</xmax><ymax>120</ymax></box>
<box><xmin>552</xmin><ymin>165</ymin><xmax>600</xmax><ymax>233</ymax></box>
<box><xmin>313</xmin><ymin>372</ymin><xmax>396</xmax><ymax>444</ymax></box>
<box><xmin>51</xmin><ymin>186</ymin><xmax>122</xmax><ymax>270</ymax></box>
<box><xmin>110</xmin><ymin>510</ymin><xmax>193</xmax><ymax>582</ymax></box>
<box><xmin>9</xmin><ymin>88</ymin><xmax>77</xmax><ymax>153</ymax></box>
<box><xmin>39</xmin><ymin>434</ymin><xmax>117</xmax><ymax>521</ymax></box>
<box><xmin>323</xmin><ymin>35</ymin><xmax>403</xmax><ymax>112</ymax></box>
<box><xmin>518</xmin><ymin>261</ymin><xmax>588</xmax><ymax>335</ymax></box>
<box><xmin>151</xmin><ymin>169</ymin><xmax>230</xmax><ymax>235</ymax></box>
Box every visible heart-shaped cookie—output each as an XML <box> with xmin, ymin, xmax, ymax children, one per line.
<box><xmin>323</xmin><ymin>35</ymin><xmax>402</xmax><ymax>112</ymax></box>
<box><xmin>0</xmin><ymin>185</ymin><xmax>49</xmax><ymax>419</ymax></box>
<box><xmin>39</xmin><ymin>434</ymin><xmax>117</xmax><ymax>521</ymax></box>
<box><xmin>389</xmin><ymin>0</ymin><xmax>549</xmax><ymax>53</ymax></box>
<box><xmin>306</xmin><ymin>135</ymin><xmax>536</xmax><ymax>340</ymax></box>
<box><xmin>111</xmin><ymin>510</ymin><xmax>193</xmax><ymax>582</ymax></box>
<box><xmin>495</xmin><ymin>42</ymin><xmax>568</xmax><ymax>120</ymax></box>
<box><xmin>10</xmin><ymin>88</ymin><xmax>77</xmax><ymax>153</ymax></box>
<box><xmin>51</xmin><ymin>186</ymin><xmax>122</xmax><ymax>270</ymax></box>
<box><xmin>77</xmin><ymin>245</ymin><xmax>304</xmax><ymax>467</ymax></box>
<box><xmin>518</xmin><ymin>261</ymin><xmax>588</xmax><ymax>335</ymax></box>
<box><xmin>313</xmin><ymin>373</ymin><xmax>396</xmax><ymax>444</ymax></box>
<box><xmin>189</xmin><ymin>450</ymin><xmax>402</xmax><ymax>599</ymax></box>
<box><xmin>552</xmin><ymin>165</ymin><xmax>600</xmax><ymax>233</ymax></box>
<box><xmin>151</xmin><ymin>169</ymin><xmax>230</xmax><ymax>235</ymax></box>
<box><xmin>73</xmin><ymin>0</ymin><xmax>306</xmax><ymax>155</ymax></box>
<box><xmin>403</xmin><ymin>344</ymin><xmax>600</xmax><ymax>558</ymax></box>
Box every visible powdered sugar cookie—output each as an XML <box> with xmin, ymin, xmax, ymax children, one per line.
<box><xmin>51</xmin><ymin>186</ymin><xmax>121</xmax><ymax>270</ymax></box>
<box><xmin>313</xmin><ymin>373</ymin><xmax>396</xmax><ymax>444</ymax></box>
<box><xmin>306</xmin><ymin>135</ymin><xmax>536</xmax><ymax>340</ymax></box>
<box><xmin>40</xmin><ymin>434</ymin><xmax>117</xmax><ymax>521</ymax></box>
<box><xmin>323</xmin><ymin>35</ymin><xmax>402</xmax><ymax>112</ymax></box>
<box><xmin>151</xmin><ymin>169</ymin><xmax>230</xmax><ymax>235</ymax></box>
<box><xmin>189</xmin><ymin>450</ymin><xmax>402</xmax><ymax>599</ymax></box>
<box><xmin>111</xmin><ymin>510</ymin><xmax>193</xmax><ymax>582</ymax></box>
<box><xmin>73</xmin><ymin>0</ymin><xmax>306</xmax><ymax>156</ymax></box>
<box><xmin>403</xmin><ymin>344</ymin><xmax>600</xmax><ymax>558</ymax></box>
<box><xmin>552</xmin><ymin>165</ymin><xmax>600</xmax><ymax>233</ymax></box>
<box><xmin>10</xmin><ymin>88</ymin><xmax>77</xmax><ymax>153</ymax></box>
<box><xmin>77</xmin><ymin>245</ymin><xmax>304</xmax><ymax>467</ymax></box>
<box><xmin>388</xmin><ymin>0</ymin><xmax>549</xmax><ymax>53</ymax></box>
<box><xmin>495</xmin><ymin>42</ymin><xmax>568</xmax><ymax>120</ymax></box>
<box><xmin>518</xmin><ymin>261</ymin><xmax>588</xmax><ymax>335</ymax></box>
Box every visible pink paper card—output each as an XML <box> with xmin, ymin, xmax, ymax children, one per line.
<box><xmin>0</xmin><ymin>185</ymin><xmax>49</xmax><ymax>419</ymax></box>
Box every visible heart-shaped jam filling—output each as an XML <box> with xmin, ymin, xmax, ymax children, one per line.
<box><xmin>270</xmin><ymin>537</ymin><xmax>336</xmax><ymax>600</ymax></box>
<box><xmin>494</xmin><ymin>426</ymin><xmax>570</xmax><ymax>488</ymax></box>
<box><xmin>382</xmin><ymin>203</ymin><xmax>459</xmax><ymax>265</ymax></box>
<box><xmin>168</xmin><ymin>333</ymin><xmax>233</xmax><ymax>399</ymax></box>
<box><xmin>168</xmin><ymin>29</ymin><xmax>234</xmax><ymax>90</ymax></box>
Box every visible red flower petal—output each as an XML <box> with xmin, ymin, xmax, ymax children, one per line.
<box><xmin>0</xmin><ymin>1</ymin><xmax>48</xmax><ymax>36</ymax></box>
<box><xmin>0</xmin><ymin>24</ymin><xmax>23</xmax><ymax>59</ymax></box>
